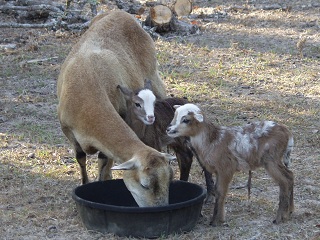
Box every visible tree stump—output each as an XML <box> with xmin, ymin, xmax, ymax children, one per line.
<box><xmin>145</xmin><ymin>1</ymin><xmax>198</xmax><ymax>34</ymax></box>
<box><xmin>146</xmin><ymin>4</ymin><xmax>173</xmax><ymax>33</ymax></box>
<box><xmin>173</xmin><ymin>0</ymin><xmax>192</xmax><ymax>17</ymax></box>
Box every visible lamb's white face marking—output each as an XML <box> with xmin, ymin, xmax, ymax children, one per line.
<box><xmin>137</xmin><ymin>89</ymin><xmax>156</xmax><ymax>125</ymax></box>
<box><xmin>175</xmin><ymin>104</ymin><xmax>202</xmax><ymax>125</ymax></box>
<box><xmin>167</xmin><ymin>104</ymin><xmax>203</xmax><ymax>137</ymax></box>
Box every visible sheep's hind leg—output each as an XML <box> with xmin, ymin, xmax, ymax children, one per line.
<box><xmin>62</xmin><ymin>127</ymin><xmax>89</xmax><ymax>184</ymax></box>
<box><xmin>210</xmin><ymin>173</ymin><xmax>233</xmax><ymax>226</ymax></box>
<box><xmin>76</xmin><ymin>149</ymin><xmax>89</xmax><ymax>184</ymax></box>
<box><xmin>98</xmin><ymin>152</ymin><xmax>113</xmax><ymax>181</ymax></box>
<box><xmin>289</xmin><ymin>177</ymin><xmax>294</xmax><ymax>214</ymax></box>
<box><xmin>264</xmin><ymin>161</ymin><xmax>294</xmax><ymax>224</ymax></box>
<box><xmin>247</xmin><ymin>170</ymin><xmax>252</xmax><ymax>199</ymax></box>
<box><xmin>171</xmin><ymin>140</ymin><xmax>193</xmax><ymax>181</ymax></box>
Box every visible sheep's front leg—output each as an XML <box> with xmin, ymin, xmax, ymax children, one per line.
<box><xmin>98</xmin><ymin>152</ymin><xmax>113</xmax><ymax>181</ymax></box>
<box><xmin>204</xmin><ymin>170</ymin><xmax>215</xmax><ymax>203</ymax></box>
<box><xmin>210</xmin><ymin>172</ymin><xmax>233</xmax><ymax>226</ymax></box>
<box><xmin>184</xmin><ymin>140</ymin><xmax>215</xmax><ymax>201</ymax></box>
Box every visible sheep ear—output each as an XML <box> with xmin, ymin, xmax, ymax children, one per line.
<box><xmin>161</xmin><ymin>153</ymin><xmax>177</xmax><ymax>162</ymax></box>
<box><xmin>117</xmin><ymin>85</ymin><xmax>133</xmax><ymax>100</ymax></box>
<box><xmin>173</xmin><ymin>105</ymin><xmax>181</xmax><ymax>110</ymax></box>
<box><xmin>111</xmin><ymin>159</ymin><xmax>136</xmax><ymax>170</ymax></box>
<box><xmin>194</xmin><ymin>113</ymin><xmax>204</xmax><ymax>122</ymax></box>
<box><xmin>144</xmin><ymin>79</ymin><xmax>153</xmax><ymax>90</ymax></box>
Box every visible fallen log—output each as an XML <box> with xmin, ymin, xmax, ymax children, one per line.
<box><xmin>0</xmin><ymin>4</ymin><xmax>62</xmax><ymax>13</ymax></box>
<box><xmin>65</xmin><ymin>0</ymin><xmax>97</xmax><ymax>16</ymax></box>
<box><xmin>0</xmin><ymin>22</ymin><xmax>55</xmax><ymax>28</ymax></box>
<box><xmin>19</xmin><ymin>56</ymin><xmax>58</xmax><ymax>67</ymax></box>
<box><xmin>0</xmin><ymin>21</ymin><xmax>90</xmax><ymax>31</ymax></box>
<box><xmin>16</xmin><ymin>0</ymin><xmax>60</xmax><ymax>7</ymax></box>
<box><xmin>171</xmin><ymin>17</ymin><xmax>198</xmax><ymax>34</ymax></box>
<box><xmin>0</xmin><ymin>3</ymin><xmax>62</xmax><ymax>23</ymax></box>
<box><xmin>114</xmin><ymin>0</ymin><xmax>145</xmax><ymax>15</ymax></box>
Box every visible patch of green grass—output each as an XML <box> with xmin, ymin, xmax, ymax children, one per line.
<box><xmin>13</xmin><ymin>121</ymin><xmax>61</xmax><ymax>145</ymax></box>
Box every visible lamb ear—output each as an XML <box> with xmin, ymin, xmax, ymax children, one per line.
<box><xmin>144</xmin><ymin>79</ymin><xmax>153</xmax><ymax>90</ymax></box>
<box><xmin>194</xmin><ymin>113</ymin><xmax>204</xmax><ymax>122</ymax></box>
<box><xmin>117</xmin><ymin>85</ymin><xmax>133</xmax><ymax>100</ymax></box>
<box><xmin>173</xmin><ymin>105</ymin><xmax>181</xmax><ymax>110</ymax></box>
<box><xmin>111</xmin><ymin>159</ymin><xmax>137</xmax><ymax>170</ymax></box>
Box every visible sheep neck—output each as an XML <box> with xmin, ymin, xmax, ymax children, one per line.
<box><xmin>189</xmin><ymin>121</ymin><xmax>220</xmax><ymax>162</ymax></box>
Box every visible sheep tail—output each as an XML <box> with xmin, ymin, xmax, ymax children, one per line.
<box><xmin>283</xmin><ymin>135</ymin><xmax>294</xmax><ymax>168</ymax></box>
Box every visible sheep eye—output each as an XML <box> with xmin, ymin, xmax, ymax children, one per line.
<box><xmin>140</xmin><ymin>183</ymin><xmax>149</xmax><ymax>190</ymax></box>
<box><xmin>182</xmin><ymin>118</ymin><xmax>190</xmax><ymax>124</ymax></box>
<box><xmin>135</xmin><ymin>103</ymin><xmax>141</xmax><ymax>108</ymax></box>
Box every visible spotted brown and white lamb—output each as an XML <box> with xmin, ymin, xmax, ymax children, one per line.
<box><xmin>167</xmin><ymin>103</ymin><xmax>294</xmax><ymax>226</ymax></box>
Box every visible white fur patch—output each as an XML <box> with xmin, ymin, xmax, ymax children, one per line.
<box><xmin>137</xmin><ymin>89</ymin><xmax>156</xmax><ymax>117</ymax></box>
<box><xmin>261</xmin><ymin>121</ymin><xmax>276</xmax><ymax>135</ymax></box>
<box><xmin>175</xmin><ymin>103</ymin><xmax>202</xmax><ymax>124</ymax></box>
<box><xmin>284</xmin><ymin>136</ymin><xmax>294</xmax><ymax>167</ymax></box>
<box><xmin>228</xmin><ymin>128</ymin><xmax>253</xmax><ymax>171</ymax></box>
<box><xmin>234</xmin><ymin>131</ymin><xmax>252</xmax><ymax>153</ymax></box>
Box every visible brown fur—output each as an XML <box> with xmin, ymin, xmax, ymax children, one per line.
<box><xmin>57</xmin><ymin>10</ymin><xmax>172</xmax><ymax>207</ymax></box>
<box><xmin>167</xmin><ymin>104</ymin><xmax>294</xmax><ymax>225</ymax></box>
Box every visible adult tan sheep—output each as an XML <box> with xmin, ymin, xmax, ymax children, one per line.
<box><xmin>57</xmin><ymin>10</ymin><xmax>173</xmax><ymax>207</ymax></box>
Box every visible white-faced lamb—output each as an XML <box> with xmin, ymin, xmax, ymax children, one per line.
<box><xmin>117</xmin><ymin>82</ymin><xmax>215</xmax><ymax>198</ymax></box>
<box><xmin>166</xmin><ymin>103</ymin><xmax>294</xmax><ymax>226</ymax></box>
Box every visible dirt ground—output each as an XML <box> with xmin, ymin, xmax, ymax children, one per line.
<box><xmin>0</xmin><ymin>0</ymin><xmax>319</xmax><ymax>239</ymax></box>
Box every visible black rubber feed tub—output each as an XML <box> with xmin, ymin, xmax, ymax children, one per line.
<box><xmin>72</xmin><ymin>179</ymin><xmax>206</xmax><ymax>238</ymax></box>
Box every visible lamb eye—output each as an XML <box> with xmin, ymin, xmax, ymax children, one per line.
<box><xmin>182</xmin><ymin>119</ymin><xmax>190</xmax><ymax>124</ymax></box>
<box><xmin>135</xmin><ymin>103</ymin><xmax>141</xmax><ymax>108</ymax></box>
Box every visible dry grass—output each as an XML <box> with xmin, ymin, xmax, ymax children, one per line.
<box><xmin>0</xmin><ymin>0</ymin><xmax>319</xmax><ymax>239</ymax></box>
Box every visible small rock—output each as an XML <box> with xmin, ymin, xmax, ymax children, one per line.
<box><xmin>0</xmin><ymin>116</ymin><xmax>7</xmax><ymax>123</ymax></box>
<box><xmin>263</xmin><ymin>4</ymin><xmax>282</xmax><ymax>10</ymax></box>
<box><xmin>48</xmin><ymin>226</ymin><xmax>57</xmax><ymax>232</ymax></box>
<box><xmin>46</xmin><ymin>225</ymin><xmax>58</xmax><ymax>238</ymax></box>
<box><xmin>28</xmin><ymin>152</ymin><xmax>35</xmax><ymax>158</ymax></box>
<box><xmin>0</xmin><ymin>43</ymin><xmax>16</xmax><ymax>50</ymax></box>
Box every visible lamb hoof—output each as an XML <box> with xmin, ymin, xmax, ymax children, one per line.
<box><xmin>273</xmin><ymin>215</ymin><xmax>289</xmax><ymax>224</ymax></box>
<box><xmin>274</xmin><ymin>207</ymin><xmax>293</xmax><ymax>224</ymax></box>
<box><xmin>210</xmin><ymin>220</ymin><xmax>227</xmax><ymax>227</ymax></box>
<box><xmin>209</xmin><ymin>221</ymin><xmax>217</xmax><ymax>227</ymax></box>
